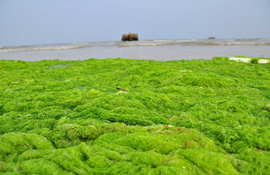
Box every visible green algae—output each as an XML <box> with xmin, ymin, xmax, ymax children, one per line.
<box><xmin>0</xmin><ymin>57</ymin><xmax>270</xmax><ymax>174</ymax></box>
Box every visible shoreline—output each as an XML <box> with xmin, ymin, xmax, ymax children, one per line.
<box><xmin>1</xmin><ymin>39</ymin><xmax>270</xmax><ymax>61</ymax></box>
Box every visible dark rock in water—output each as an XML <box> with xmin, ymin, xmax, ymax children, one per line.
<box><xmin>122</xmin><ymin>33</ymin><xmax>138</xmax><ymax>41</ymax></box>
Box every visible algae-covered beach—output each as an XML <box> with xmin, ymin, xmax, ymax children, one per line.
<box><xmin>0</xmin><ymin>57</ymin><xmax>270</xmax><ymax>174</ymax></box>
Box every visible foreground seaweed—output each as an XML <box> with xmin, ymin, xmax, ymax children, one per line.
<box><xmin>0</xmin><ymin>57</ymin><xmax>270</xmax><ymax>174</ymax></box>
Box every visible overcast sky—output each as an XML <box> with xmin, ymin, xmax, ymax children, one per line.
<box><xmin>0</xmin><ymin>0</ymin><xmax>270</xmax><ymax>46</ymax></box>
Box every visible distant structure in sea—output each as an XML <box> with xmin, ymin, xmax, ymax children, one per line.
<box><xmin>122</xmin><ymin>33</ymin><xmax>139</xmax><ymax>41</ymax></box>
<box><xmin>208</xmin><ymin>36</ymin><xmax>215</xmax><ymax>39</ymax></box>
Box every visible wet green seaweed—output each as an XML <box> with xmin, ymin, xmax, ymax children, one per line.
<box><xmin>0</xmin><ymin>57</ymin><xmax>270</xmax><ymax>174</ymax></box>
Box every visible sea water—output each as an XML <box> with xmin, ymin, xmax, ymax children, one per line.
<box><xmin>0</xmin><ymin>38</ymin><xmax>270</xmax><ymax>61</ymax></box>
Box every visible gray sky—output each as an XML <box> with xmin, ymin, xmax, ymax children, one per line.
<box><xmin>1</xmin><ymin>0</ymin><xmax>270</xmax><ymax>46</ymax></box>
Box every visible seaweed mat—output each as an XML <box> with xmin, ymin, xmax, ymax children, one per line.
<box><xmin>0</xmin><ymin>57</ymin><xmax>270</xmax><ymax>174</ymax></box>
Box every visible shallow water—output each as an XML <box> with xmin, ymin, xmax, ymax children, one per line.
<box><xmin>1</xmin><ymin>38</ymin><xmax>270</xmax><ymax>61</ymax></box>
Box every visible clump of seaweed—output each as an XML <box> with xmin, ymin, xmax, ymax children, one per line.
<box><xmin>0</xmin><ymin>57</ymin><xmax>270</xmax><ymax>174</ymax></box>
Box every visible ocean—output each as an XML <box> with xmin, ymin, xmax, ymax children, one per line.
<box><xmin>1</xmin><ymin>38</ymin><xmax>270</xmax><ymax>61</ymax></box>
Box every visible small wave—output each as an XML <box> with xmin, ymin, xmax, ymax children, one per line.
<box><xmin>181</xmin><ymin>39</ymin><xmax>270</xmax><ymax>46</ymax></box>
<box><xmin>119</xmin><ymin>42</ymin><xmax>172</xmax><ymax>47</ymax></box>
<box><xmin>118</xmin><ymin>40</ymin><xmax>179</xmax><ymax>47</ymax></box>
<box><xmin>152</xmin><ymin>39</ymin><xmax>175</xmax><ymax>42</ymax></box>
<box><xmin>1</xmin><ymin>39</ymin><xmax>270</xmax><ymax>52</ymax></box>
<box><xmin>118</xmin><ymin>39</ymin><xmax>270</xmax><ymax>47</ymax></box>
<box><xmin>0</xmin><ymin>44</ymin><xmax>88</xmax><ymax>53</ymax></box>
